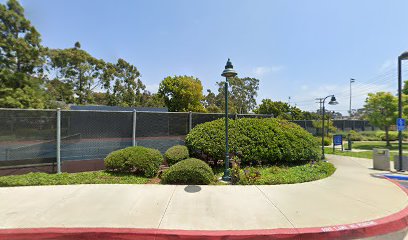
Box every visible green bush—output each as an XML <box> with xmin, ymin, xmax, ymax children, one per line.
<box><xmin>348</xmin><ymin>130</ymin><xmax>363</xmax><ymax>141</ymax></box>
<box><xmin>161</xmin><ymin>158</ymin><xmax>215</xmax><ymax>184</ymax></box>
<box><xmin>376</xmin><ymin>131</ymin><xmax>398</xmax><ymax>141</ymax></box>
<box><xmin>314</xmin><ymin>136</ymin><xmax>332</xmax><ymax>146</ymax></box>
<box><xmin>186</xmin><ymin>118</ymin><xmax>320</xmax><ymax>165</ymax></box>
<box><xmin>164</xmin><ymin>145</ymin><xmax>189</xmax><ymax>166</ymax></box>
<box><xmin>104</xmin><ymin>146</ymin><xmax>163</xmax><ymax>177</ymax></box>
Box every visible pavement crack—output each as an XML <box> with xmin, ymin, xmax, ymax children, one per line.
<box><xmin>156</xmin><ymin>185</ymin><xmax>177</xmax><ymax>231</ymax></box>
<box><xmin>255</xmin><ymin>185</ymin><xmax>298</xmax><ymax>231</ymax></box>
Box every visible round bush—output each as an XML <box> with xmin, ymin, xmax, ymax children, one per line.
<box><xmin>316</xmin><ymin>136</ymin><xmax>332</xmax><ymax>146</ymax></box>
<box><xmin>164</xmin><ymin>145</ymin><xmax>189</xmax><ymax>166</ymax></box>
<box><xmin>161</xmin><ymin>158</ymin><xmax>215</xmax><ymax>184</ymax></box>
<box><xmin>185</xmin><ymin>118</ymin><xmax>320</xmax><ymax>165</ymax></box>
<box><xmin>104</xmin><ymin>146</ymin><xmax>163</xmax><ymax>177</ymax></box>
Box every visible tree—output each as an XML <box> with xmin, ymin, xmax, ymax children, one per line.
<box><xmin>213</xmin><ymin>77</ymin><xmax>259</xmax><ymax>114</ymax></box>
<box><xmin>47</xmin><ymin>42</ymin><xmax>105</xmax><ymax>105</ymax></box>
<box><xmin>254</xmin><ymin>99</ymin><xmax>291</xmax><ymax>118</ymax></box>
<box><xmin>101</xmin><ymin>58</ymin><xmax>145</xmax><ymax>107</ymax></box>
<box><xmin>0</xmin><ymin>0</ymin><xmax>47</xmax><ymax>108</ymax></box>
<box><xmin>203</xmin><ymin>89</ymin><xmax>222</xmax><ymax>113</ymax></box>
<box><xmin>364</xmin><ymin>92</ymin><xmax>397</xmax><ymax>146</ymax></box>
<box><xmin>139</xmin><ymin>91</ymin><xmax>165</xmax><ymax>108</ymax></box>
<box><xmin>45</xmin><ymin>79</ymin><xmax>74</xmax><ymax>104</ymax></box>
<box><xmin>158</xmin><ymin>75</ymin><xmax>205</xmax><ymax>112</ymax></box>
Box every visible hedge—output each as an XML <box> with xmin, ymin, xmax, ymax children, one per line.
<box><xmin>164</xmin><ymin>145</ymin><xmax>189</xmax><ymax>166</ymax></box>
<box><xmin>104</xmin><ymin>146</ymin><xmax>163</xmax><ymax>177</ymax></box>
<box><xmin>161</xmin><ymin>158</ymin><xmax>215</xmax><ymax>184</ymax></box>
<box><xmin>185</xmin><ymin>118</ymin><xmax>320</xmax><ymax>165</ymax></box>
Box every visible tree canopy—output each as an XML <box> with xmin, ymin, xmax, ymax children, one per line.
<box><xmin>364</xmin><ymin>92</ymin><xmax>397</xmax><ymax>145</ymax></box>
<box><xmin>158</xmin><ymin>75</ymin><xmax>205</xmax><ymax>112</ymax></box>
<box><xmin>0</xmin><ymin>0</ymin><xmax>46</xmax><ymax>108</ymax></box>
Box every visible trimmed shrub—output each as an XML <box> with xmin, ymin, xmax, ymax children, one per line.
<box><xmin>348</xmin><ymin>130</ymin><xmax>363</xmax><ymax>141</ymax></box>
<box><xmin>164</xmin><ymin>145</ymin><xmax>189</xmax><ymax>166</ymax></box>
<box><xmin>161</xmin><ymin>158</ymin><xmax>215</xmax><ymax>184</ymax></box>
<box><xmin>104</xmin><ymin>146</ymin><xmax>163</xmax><ymax>177</ymax></box>
<box><xmin>185</xmin><ymin>118</ymin><xmax>320</xmax><ymax>165</ymax></box>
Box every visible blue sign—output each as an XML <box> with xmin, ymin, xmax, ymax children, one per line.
<box><xmin>333</xmin><ymin>135</ymin><xmax>343</xmax><ymax>146</ymax></box>
<box><xmin>397</xmin><ymin>118</ymin><xmax>406</xmax><ymax>131</ymax></box>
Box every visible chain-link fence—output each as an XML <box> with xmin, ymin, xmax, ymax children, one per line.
<box><xmin>0</xmin><ymin>108</ymin><xmax>375</xmax><ymax>172</ymax></box>
<box><xmin>292</xmin><ymin>120</ymin><xmax>379</xmax><ymax>134</ymax></box>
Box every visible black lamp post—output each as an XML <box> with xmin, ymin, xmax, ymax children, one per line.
<box><xmin>397</xmin><ymin>51</ymin><xmax>408</xmax><ymax>171</ymax></box>
<box><xmin>221</xmin><ymin>59</ymin><xmax>237</xmax><ymax>181</ymax></box>
<box><xmin>321</xmin><ymin>95</ymin><xmax>338</xmax><ymax>159</ymax></box>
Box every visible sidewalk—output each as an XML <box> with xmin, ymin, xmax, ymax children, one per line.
<box><xmin>0</xmin><ymin>155</ymin><xmax>407</xmax><ymax>239</ymax></box>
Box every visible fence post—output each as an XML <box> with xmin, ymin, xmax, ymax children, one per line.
<box><xmin>132</xmin><ymin>110</ymin><xmax>137</xmax><ymax>146</ymax></box>
<box><xmin>188</xmin><ymin>111</ymin><xmax>192</xmax><ymax>132</ymax></box>
<box><xmin>235</xmin><ymin>113</ymin><xmax>238</xmax><ymax>119</ymax></box>
<box><xmin>56</xmin><ymin>108</ymin><xmax>61</xmax><ymax>174</ymax></box>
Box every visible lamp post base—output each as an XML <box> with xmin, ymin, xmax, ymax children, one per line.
<box><xmin>222</xmin><ymin>168</ymin><xmax>231</xmax><ymax>181</ymax></box>
<box><xmin>221</xmin><ymin>175</ymin><xmax>231</xmax><ymax>181</ymax></box>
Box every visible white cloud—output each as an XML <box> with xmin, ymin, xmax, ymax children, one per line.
<box><xmin>253</xmin><ymin>65</ymin><xmax>284</xmax><ymax>77</ymax></box>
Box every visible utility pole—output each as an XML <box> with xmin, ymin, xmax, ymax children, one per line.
<box><xmin>349</xmin><ymin>78</ymin><xmax>355</xmax><ymax>119</ymax></box>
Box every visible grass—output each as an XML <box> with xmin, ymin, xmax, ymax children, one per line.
<box><xmin>347</xmin><ymin>141</ymin><xmax>408</xmax><ymax>151</ymax></box>
<box><xmin>230</xmin><ymin>161</ymin><xmax>335</xmax><ymax>185</ymax></box>
<box><xmin>326</xmin><ymin>147</ymin><xmax>407</xmax><ymax>160</ymax></box>
<box><xmin>0</xmin><ymin>171</ymin><xmax>150</xmax><ymax>187</ymax></box>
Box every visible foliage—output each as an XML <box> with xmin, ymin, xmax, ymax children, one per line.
<box><xmin>347</xmin><ymin>130</ymin><xmax>363</xmax><ymax>141</ymax></box>
<box><xmin>376</xmin><ymin>131</ymin><xmax>398</xmax><ymax>141</ymax></box>
<box><xmin>203</xmin><ymin>77</ymin><xmax>259</xmax><ymax>114</ymax></box>
<box><xmin>364</xmin><ymin>92</ymin><xmax>397</xmax><ymax>146</ymax></box>
<box><xmin>0</xmin><ymin>0</ymin><xmax>47</xmax><ymax>108</ymax></box>
<box><xmin>233</xmin><ymin>161</ymin><xmax>335</xmax><ymax>185</ymax></box>
<box><xmin>158</xmin><ymin>75</ymin><xmax>205</xmax><ymax>112</ymax></box>
<box><xmin>315</xmin><ymin>136</ymin><xmax>332</xmax><ymax>146</ymax></box>
<box><xmin>164</xmin><ymin>145</ymin><xmax>189</xmax><ymax>166</ymax></box>
<box><xmin>45</xmin><ymin>79</ymin><xmax>75</xmax><ymax>104</ymax></box>
<box><xmin>253</xmin><ymin>99</ymin><xmax>322</xmax><ymax>120</ymax></box>
<box><xmin>47</xmin><ymin>43</ymin><xmax>105</xmax><ymax>105</ymax></box>
<box><xmin>217</xmin><ymin>77</ymin><xmax>259</xmax><ymax>114</ymax></box>
<box><xmin>0</xmin><ymin>171</ymin><xmax>149</xmax><ymax>187</ymax></box>
<box><xmin>101</xmin><ymin>58</ymin><xmax>146</xmax><ymax>107</ymax></box>
<box><xmin>104</xmin><ymin>146</ymin><xmax>163</xmax><ymax>177</ymax></box>
<box><xmin>186</xmin><ymin>118</ymin><xmax>320</xmax><ymax>165</ymax></box>
<box><xmin>161</xmin><ymin>158</ymin><xmax>215</xmax><ymax>184</ymax></box>
<box><xmin>312</xmin><ymin>120</ymin><xmax>337</xmax><ymax>136</ymax></box>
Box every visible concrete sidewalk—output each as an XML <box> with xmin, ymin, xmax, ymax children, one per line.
<box><xmin>0</xmin><ymin>155</ymin><xmax>407</xmax><ymax>239</ymax></box>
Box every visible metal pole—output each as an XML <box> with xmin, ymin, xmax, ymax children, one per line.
<box><xmin>349</xmin><ymin>79</ymin><xmax>352</xmax><ymax>118</ymax></box>
<box><xmin>398</xmin><ymin>57</ymin><xmax>403</xmax><ymax>171</ymax></box>
<box><xmin>56</xmin><ymin>108</ymin><xmax>61</xmax><ymax>174</ymax></box>
<box><xmin>132</xmin><ymin>110</ymin><xmax>136</xmax><ymax>146</ymax></box>
<box><xmin>188</xmin><ymin>111</ymin><xmax>192</xmax><ymax>132</ymax></box>
<box><xmin>222</xmin><ymin>78</ymin><xmax>230</xmax><ymax>181</ymax></box>
<box><xmin>321</xmin><ymin>102</ymin><xmax>325</xmax><ymax>160</ymax></box>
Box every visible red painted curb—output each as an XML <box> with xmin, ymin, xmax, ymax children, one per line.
<box><xmin>0</xmin><ymin>179</ymin><xmax>407</xmax><ymax>240</ymax></box>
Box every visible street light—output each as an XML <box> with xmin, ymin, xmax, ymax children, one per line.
<box><xmin>321</xmin><ymin>95</ymin><xmax>338</xmax><ymax>159</ymax></box>
<box><xmin>221</xmin><ymin>58</ymin><xmax>237</xmax><ymax>181</ymax></box>
<box><xmin>397</xmin><ymin>51</ymin><xmax>408</xmax><ymax>171</ymax></box>
<box><xmin>349</xmin><ymin>78</ymin><xmax>355</xmax><ymax>119</ymax></box>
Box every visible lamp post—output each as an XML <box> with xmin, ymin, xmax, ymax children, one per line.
<box><xmin>397</xmin><ymin>51</ymin><xmax>408</xmax><ymax>171</ymax></box>
<box><xmin>221</xmin><ymin>59</ymin><xmax>237</xmax><ymax>181</ymax></box>
<box><xmin>349</xmin><ymin>78</ymin><xmax>355</xmax><ymax>119</ymax></box>
<box><xmin>321</xmin><ymin>95</ymin><xmax>338</xmax><ymax>160</ymax></box>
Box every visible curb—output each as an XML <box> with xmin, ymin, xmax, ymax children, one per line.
<box><xmin>0</xmin><ymin>179</ymin><xmax>407</xmax><ymax>240</ymax></box>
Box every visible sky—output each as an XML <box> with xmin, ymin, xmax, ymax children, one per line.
<box><xmin>5</xmin><ymin>0</ymin><xmax>408</xmax><ymax>115</ymax></box>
